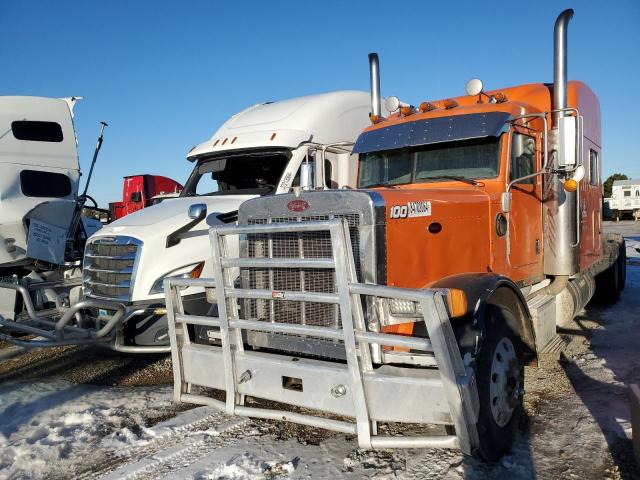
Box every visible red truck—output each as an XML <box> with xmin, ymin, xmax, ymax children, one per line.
<box><xmin>109</xmin><ymin>174</ymin><xmax>183</xmax><ymax>220</ymax></box>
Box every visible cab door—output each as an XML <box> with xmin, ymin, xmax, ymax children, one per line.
<box><xmin>508</xmin><ymin>128</ymin><xmax>544</xmax><ymax>282</ymax></box>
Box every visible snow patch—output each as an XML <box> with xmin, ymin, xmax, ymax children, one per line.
<box><xmin>193</xmin><ymin>453</ymin><xmax>297</xmax><ymax>480</ymax></box>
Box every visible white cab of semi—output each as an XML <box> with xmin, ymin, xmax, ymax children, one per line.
<box><xmin>83</xmin><ymin>91</ymin><xmax>373</xmax><ymax>351</ymax></box>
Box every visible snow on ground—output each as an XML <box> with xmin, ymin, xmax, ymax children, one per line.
<box><xmin>0</xmin><ymin>380</ymin><xmax>175</xmax><ymax>479</ymax></box>
<box><xmin>0</xmin><ymin>222</ymin><xmax>639</xmax><ymax>479</ymax></box>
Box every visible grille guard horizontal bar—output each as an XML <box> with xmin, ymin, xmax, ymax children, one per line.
<box><xmin>174</xmin><ymin>313</ymin><xmax>433</xmax><ymax>351</ymax></box>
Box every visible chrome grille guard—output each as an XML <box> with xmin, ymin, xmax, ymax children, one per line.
<box><xmin>165</xmin><ymin>219</ymin><xmax>480</xmax><ymax>453</ymax></box>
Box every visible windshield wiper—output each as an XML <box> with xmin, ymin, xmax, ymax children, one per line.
<box><xmin>420</xmin><ymin>175</ymin><xmax>480</xmax><ymax>186</ymax></box>
<box><xmin>361</xmin><ymin>182</ymin><xmax>401</xmax><ymax>189</ymax></box>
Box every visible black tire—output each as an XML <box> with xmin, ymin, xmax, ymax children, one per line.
<box><xmin>594</xmin><ymin>253</ymin><xmax>621</xmax><ymax>304</ymax></box>
<box><xmin>474</xmin><ymin>305</ymin><xmax>524</xmax><ymax>461</ymax></box>
<box><xmin>618</xmin><ymin>241</ymin><xmax>626</xmax><ymax>291</ymax></box>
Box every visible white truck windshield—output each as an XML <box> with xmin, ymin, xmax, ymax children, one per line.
<box><xmin>358</xmin><ymin>137</ymin><xmax>501</xmax><ymax>188</ymax></box>
<box><xmin>181</xmin><ymin>151</ymin><xmax>290</xmax><ymax>197</ymax></box>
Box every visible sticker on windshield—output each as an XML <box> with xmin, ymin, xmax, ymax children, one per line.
<box><xmin>390</xmin><ymin>201</ymin><xmax>431</xmax><ymax>219</ymax></box>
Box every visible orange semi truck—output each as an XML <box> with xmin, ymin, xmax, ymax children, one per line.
<box><xmin>165</xmin><ymin>10</ymin><xmax>625</xmax><ymax>459</ymax></box>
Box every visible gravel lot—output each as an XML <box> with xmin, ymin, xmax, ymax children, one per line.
<box><xmin>1</xmin><ymin>221</ymin><xmax>639</xmax><ymax>479</ymax></box>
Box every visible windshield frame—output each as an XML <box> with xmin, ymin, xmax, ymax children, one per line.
<box><xmin>180</xmin><ymin>148</ymin><xmax>292</xmax><ymax>198</ymax></box>
<box><xmin>357</xmin><ymin>135</ymin><xmax>504</xmax><ymax>189</ymax></box>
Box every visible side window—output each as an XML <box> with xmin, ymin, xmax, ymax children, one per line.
<box><xmin>12</xmin><ymin>121</ymin><xmax>63</xmax><ymax>142</ymax></box>
<box><xmin>624</xmin><ymin>190</ymin><xmax>631</xmax><ymax>197</ymax></box>
<box><xmin>589</xmin><ymin>150</ymin><xmax>599</xmax><ymax>186</ymax></box>
<box><xmin>20</xmin><ymin>170</ymin><xmax>72</xmax><ymax>197</ymax></box>
<box><xmin>510</xmin><ymin>133</ymin><xmax>536</xmax><ymax>184</ymax></box>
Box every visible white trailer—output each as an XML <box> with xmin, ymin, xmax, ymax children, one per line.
<box><xmin>609</xmin><ymin>179</ymin><xmax>640</xmax><ymax>220</ymax></box>
<box><xmin>0</xmin><ymin>91</ymin><xmax>377</xmax><ymax>351</ymax></box>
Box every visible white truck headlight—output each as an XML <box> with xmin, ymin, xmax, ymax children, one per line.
<box><xmin>149</xmin><ymin>262</ymin><xmax>205</xmax><ymax>294</ymax></box>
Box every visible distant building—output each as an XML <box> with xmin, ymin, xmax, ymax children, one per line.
<box><xmin>609</xmin><ymin>179</ymin><xmax>640</xmax><ymax>220</ymax></box>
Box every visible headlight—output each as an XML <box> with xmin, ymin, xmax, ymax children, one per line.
<box><xmin>149</xmin><ymin>262</ymin><xmax>205</xmax><ymax>294</ymax></box>
<box><xmin>388</xmin><ymin>298</ymin><xmax>422</xmax><ymax>316</ymax></box>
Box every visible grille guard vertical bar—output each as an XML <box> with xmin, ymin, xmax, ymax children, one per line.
<box><xmin>329</xmin><ymin>219</ymin><xmax>372</xmax><ymax>448</ymax></box>
<box><xmin>210</xmin><ymin>226</ymin><xmax>239</xmax><ymax>414</ymax></box>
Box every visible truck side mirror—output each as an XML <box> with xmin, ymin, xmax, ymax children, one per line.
<box><xmin>300</xmin><ymin>162</ymin><xmax>314</xmax><ymax>191</ymax></box>
<box><xmin>130</xmin><ymin>191</ymin><xmax>142</xmax><ymax>203</ymax></box>
<box><xmin>501</xmin><ymin>192</ymin><xmax>512</xmax><ymax>213</ymax></box>
<box><xmin>557</xmin><ymin>116</ymin><xmax>577</xmax><ymax>167</ymax></box>
<box><xmin>188</xmin><ymin>203</ymin><xmax>207</xmax><ymax>221</ymax></box>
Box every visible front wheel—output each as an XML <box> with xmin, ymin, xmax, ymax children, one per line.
<box><xmin>474</xmin><ymin>305</ymin><xmax>524</xmax><ymax>461</ymax></box>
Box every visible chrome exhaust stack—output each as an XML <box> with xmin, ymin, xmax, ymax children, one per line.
<box><xmin>368</xmin><ymin>53</ymin><xmax>382</xmax><ymax>119</ymax></box>
<box><xmin>544</xmin><ymin>9</ymin><xmax>579</xmax><ymax>277</ymax></box>
<box><xmin>553</xmin><ymin>9</ymin><xmax>574</xmax><ymax>127</ymax></box>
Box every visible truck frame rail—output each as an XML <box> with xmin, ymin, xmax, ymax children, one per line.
<box><xmin>165</xmin><ymin>218</ymin><xmax>480</xmax><ymax>453</ymax></box>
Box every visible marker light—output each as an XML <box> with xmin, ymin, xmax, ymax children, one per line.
<box><xmin>563</xmin><ymin>178</ymin><xmax>578</xmax><ymax>192</ymax></box>
<box><xmin>419</xmin><ymin>102</ymin><xmax>435</xmax><ymax>112</ymax></box>
<box><xmin>447</xmin><ymin>289</ymin><xmax>468</xmax><ymax>318</ymax></box>
<box><xmin>494</xmin><ymin>92</ymin><xmax>508</xmax><ymax>103</ymax></box>
<box><xmin>400</xmin><ymin>106</ymin><xmax>413</xmax><ymax>116</ymax></box>
<box><xmin>442</xmin><ymin>99</ymin><xmax>458</xmax><ymax>109</ymax></box>
<box><xmin>370</xmin><ymin>114</ymin><xmax>380</xmax><ymax>123</ymax></box>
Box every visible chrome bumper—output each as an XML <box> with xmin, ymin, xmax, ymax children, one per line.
<box><xmin>0</xmin><ymin>280</ymin><xmax>170</xmax><ymax>353</ymax></box>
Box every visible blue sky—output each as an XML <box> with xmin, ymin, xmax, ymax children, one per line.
<box><xmin>2</xmin><ymin>0</ymin><xmax>639</xmax><ymax>206</ymax></box>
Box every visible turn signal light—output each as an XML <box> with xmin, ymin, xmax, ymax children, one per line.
<box><xmin>190</xmin><ymin>261</ymin><xmax>205</xmax><ymax>278</ymax></box>
<box><xmin>370</xmin><ymin>114</ymin><xmax>380</xmax><ymax>123</ymax></box>
<box><xmin>419</xmin><ymin>102</ymin><xmax>435</xmax><ymax>112</ymax></box>
<box><xmin>563</xmin><ymin>178</ymin><xmax>578</xmax><ymax>192</ymax></box>
<box><xmin>447</xmin><ymin>289</ymin><xmax>468</xmax><ymax>318</ymax></box>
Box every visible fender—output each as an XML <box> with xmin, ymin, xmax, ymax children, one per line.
<box><xmin>430</xmin><ymin>273</ymin><xmax>537</xmax><ymax>363</ymax></box>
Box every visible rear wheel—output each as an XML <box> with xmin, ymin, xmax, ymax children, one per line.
<box><xmin>474</xmin><ymin>305</ymin><xmax>524</xmax><ymax>461</ymax></box>
<box><xmin>618</xmin><ymin>241</ymin><xmax>626</xmax><ymax>291</ymax></box>
<box><xmin>594</xmin><ymin>245</ymin><xmax>624</xmax><ymax>304</ymax></box>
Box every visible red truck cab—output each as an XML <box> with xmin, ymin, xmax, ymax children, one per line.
<box><xmin>109</xmin><ymin>175</ymin><xmax>183</xmax><ymax>220</ymax></box>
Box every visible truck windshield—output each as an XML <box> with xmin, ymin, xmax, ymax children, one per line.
<box><xmin>357</xmin><ymin>137</ymin><xmax>501</xmax><ymax>188</ymax></box>
<box><xmin>181</xmin><ymin>151</ymin><xmax>290</xmax><ymax>197</ymax></box>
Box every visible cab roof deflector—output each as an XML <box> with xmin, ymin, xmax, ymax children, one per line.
<box><xmin>352</xmin><ymin>112</ymin><xmax>510</xmax><ymax>154</ymax></box>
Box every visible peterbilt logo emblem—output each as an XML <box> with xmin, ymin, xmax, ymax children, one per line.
<box><xmin>287</xmin><ymin>200</ymin><xmax>309</xmax><ymax>212</ymax></box>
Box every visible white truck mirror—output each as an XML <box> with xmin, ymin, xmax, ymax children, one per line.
<box><xmin>300</xmin><ymin>162</ymin><xmax>314</xmax><ymax>191</ymax></box>
<box><xmin>557</xmin><ymin>116</ymin><xmax>577</xmax><ymax>167</ymax></box>
<box><xmin>188</xmin><ymin>203</ymin><xmax>207</xmax><ymax>221</ymax></box>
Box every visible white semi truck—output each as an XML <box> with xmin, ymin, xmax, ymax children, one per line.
<box><xmin>0</xmin><ymin>90</ymin><xmax>375</xmax><ymax>352</ymax></box>
<box><xmin>0</xmin><ymin>96</ymin><xmax>104</xmax><ymax>336</ymax></box>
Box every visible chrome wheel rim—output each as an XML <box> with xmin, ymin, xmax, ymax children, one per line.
<box><xmin>489</xmin><ymin>337</ymin><xmax>520</xmax><ymax>427</ymax></box>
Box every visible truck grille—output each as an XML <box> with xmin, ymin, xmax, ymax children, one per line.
<box><xmin>243</xmin><ymin>214</ymin><xmax>361</xmax><ymax>329</ymax></box>
<box><xmin>83</xmin><ymin>236</ymin><xmax>141</xmax><ymax>301</ymax></box>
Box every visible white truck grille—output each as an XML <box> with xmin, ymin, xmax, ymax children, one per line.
<box><xmin>83</xmin><ymin>236</ymin><xmax>141</xmax><ymax>301</ymax></box>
